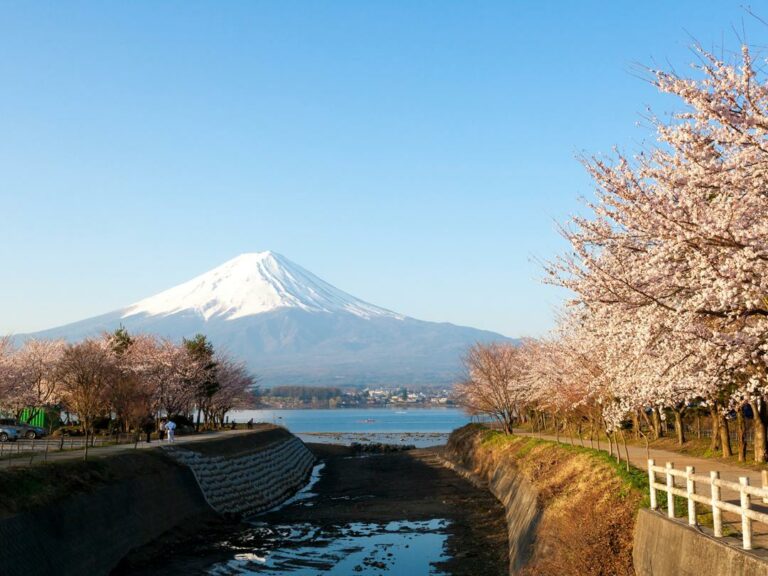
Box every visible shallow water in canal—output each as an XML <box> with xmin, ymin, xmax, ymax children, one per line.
<box><xmin>207</xmin><ymin>519</ymin><xmax>451</xmax><ymax>575</ymax></box>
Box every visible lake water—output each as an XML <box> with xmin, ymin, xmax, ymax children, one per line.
<box><xmin>229</xmin><ymin>407</ymin><xmax>471</xmax><ymax>433</ymax></box>
<box><xmin>228</xmin><ymin>407</ymin><xmax>474</xmax><ymax>447</ymax></box>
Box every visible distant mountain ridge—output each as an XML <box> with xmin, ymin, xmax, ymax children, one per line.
<box><xmin>24</xmin><ymin>252</ymin><xmax>514</xmax><ymax>387</ymax></box>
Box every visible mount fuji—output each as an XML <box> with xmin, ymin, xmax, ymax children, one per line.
<box><xmin>25</xmin><ymin>252</ymin><xmax>513</xmax><ymax>387</ymax></box>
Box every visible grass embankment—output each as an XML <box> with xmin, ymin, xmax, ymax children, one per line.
<box><xmin>454</xmin><ymin>425</ymin><xmax>646</xmax><ymax>576</ymax></box>
<box><xmin>0</xmin><ymin>426</ymin><xmax>285</xmax><ymax>519</ymax></box>
<box><xmin>0</xmin><ymin>451</ymin><xmax>178</xmax><ymax>519</ymax></box>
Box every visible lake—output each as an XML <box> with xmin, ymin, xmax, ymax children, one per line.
<box><xmin>228</xmin><ymin>407</ymin><xmax>476</xmax><ymax>447</ymax></box>
<box><xmin>229</xmin><ymin>407</ymin><xmax>472</xmax><ymax>433</ymax></box>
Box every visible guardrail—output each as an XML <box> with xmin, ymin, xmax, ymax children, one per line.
<box><xmin>648</xmin><ymin>459</ymin><xmax>768</xmax><ymax>550</ymax></box>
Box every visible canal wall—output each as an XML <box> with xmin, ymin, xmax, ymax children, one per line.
<box><xmin>0</xmin><ymin>427</ymin><xmax>315</xmax><ymax>576</ymax></box>
<box><xmin>633</xmin><ymin>508</ymin><xmax>768</xmax><ymax>576</ymax></box>
<box><xmin>163</xmin><ymin>434</ymin><xmax>315</xmax><ymax>517</ymax></box>
<box><xmin>444</xmin><ymin>425</ymin><xmax>640</xmax><ymax>576</ymax></box>
<box><xmin>444</xmin><ymin>426</ymin><xmax>540</xmax><ymax>574</ymax></box>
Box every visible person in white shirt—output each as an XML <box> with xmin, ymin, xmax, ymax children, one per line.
<box><xmin>165</xmin><ymin>419</ymin><xmax>177</xmax><ymax>443</ymax></box>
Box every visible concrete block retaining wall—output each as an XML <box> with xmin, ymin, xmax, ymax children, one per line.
<box><xmin>163</xmin><ymin>435</ymin><xmax>315</xmax><ymax>517</ymax></box>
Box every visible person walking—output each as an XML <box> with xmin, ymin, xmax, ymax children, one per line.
<box><xmin>142</xmin><ymin>415</ymin><xmax>154</xmax><ymax>443</ymax></box>
<box><xmin>165</xmin><ymin>419</ymin><xmax>176</xmax><ymax>443</ymax></box>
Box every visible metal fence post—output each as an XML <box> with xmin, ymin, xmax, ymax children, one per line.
<box><xmin>686</xmin><ymin>465</ymin><xmax>696</xmax><ymax>525</ymax></box>
<box><xmin>740</xmin><ymin>477</ymin><xmax>752</xmax><ymax>550</ymax></box>
<box><xmin>666</xmin><ymin>462</ymin><xmax>675</xmax><ymax>518</ymax></box>
<box><xmin>648</xmin><ymin>459</ymin><xmax>657</xmax><ymax>510</ymax></box>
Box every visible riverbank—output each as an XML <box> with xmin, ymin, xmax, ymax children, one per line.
<box><xmin>0</xmin><ymin>427</ymin><xmax>314</xmax><ymax>576</ymax></box>
<box><xmin>445</xmin><ymin>424</ymin><xmax>645</xmax><ymax>575</ymax></box>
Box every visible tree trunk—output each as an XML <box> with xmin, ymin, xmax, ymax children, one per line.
<box><xmin>620</xmin><ymin>430</ymin><xmax>631</xmax><ymax>472</ymax></box>
<box><xmin>83</xmin><ymin>424</ymin><xmax>90</xmax><ymax>461</ymax></box>
<box><xmin>710</xmin><ymin>407</ymin><xmax>721</xmax><ymax>452</ymax></box>
<box><xmin>750</xmin><ymin>399</ymin><xmax>768</xmax><ymax>463</ymax></box>
<box><xmin>632</xmin><ymin>411</ymin><xmax>641</xmax><ymax>440</ymax></box>
<box><xmin>736</xmin><ymin>408</ymin><xmax>747</xmax><ymax>462</ymax></box>
<box><xmin>641</xmin><ymin>431</ymin><xmax>650</xmax><ymax>461</ymax></box>
<box><xmin>640</xmin><ymin>409</ymin><xmax>653</xmax><ymax>439</ymax></box>
<box><xmin>652</xmin><ymin>408</ymin><xmax>663</xmax><ymax>439</ymax></box>
<box><xmin>673</xmin><ymin>408</ymin><xmax>686</xmax><ymax>445</ymax></box>
<box><xmin>719</xmin><ymin>413</ymin><xmax>732</xmax><ymax>458</ymax></box>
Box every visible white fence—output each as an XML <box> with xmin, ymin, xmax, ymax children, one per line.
<box><xmin>648</xmin><ymin>459</ymin><xmax>768</xmax><ymax>550</ymax></box>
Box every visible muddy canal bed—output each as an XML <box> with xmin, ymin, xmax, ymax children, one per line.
<box><xmin>115</xmin><ymin>444</ymin><xmax>508</xmax><ymax>576</ymax></box>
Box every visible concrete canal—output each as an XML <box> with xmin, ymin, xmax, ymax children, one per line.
<box><xmin>115</xmin><ymin>443</ymin><xmax>508</xmax><ymax>575</ymax></box>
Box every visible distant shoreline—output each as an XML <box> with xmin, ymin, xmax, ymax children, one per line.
<box><xmin>233</xmin><ymin>405</ymin><xmax>460</xmax><ymax>411</ymax></box>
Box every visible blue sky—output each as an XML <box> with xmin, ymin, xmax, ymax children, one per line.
<box><xmin>0</xmin><ymin>1</ymin><xmax>757</xmax><ymax>336</ymax></box>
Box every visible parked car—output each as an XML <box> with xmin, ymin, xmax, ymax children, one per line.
<box><xmin>0</xmin><ymin>418</ymin><xmax>46</xmax><ymax>440</ymax></box>
<box><xmin>0</xmin><ymin>426</ymin><xmax>19</xmax><ymax>442</ymax></box>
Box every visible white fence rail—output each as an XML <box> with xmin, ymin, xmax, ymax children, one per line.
<box><xmin>648</xmin><ymin>459</ymin><xmax>768</xmax><ymax>550</ymax></box>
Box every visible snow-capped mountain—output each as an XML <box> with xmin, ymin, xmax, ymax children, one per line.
<box><xmin>25</xmin><ymin>252</ymin><xmax>513</xmax><ymax>386</ymax></box>
<box><xmin>122</xmin><ymin>252</ymin><xmax>402</xmax><ymax>322</ymax></box>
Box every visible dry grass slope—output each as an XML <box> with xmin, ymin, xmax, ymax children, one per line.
<box><xmin>451</xmin><ymin>426</ymin><xmax>645</xmax><ymax>576</ymax></box>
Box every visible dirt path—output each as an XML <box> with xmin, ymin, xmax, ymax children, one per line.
<box><xmin>116</xmin><ymin>443</ymin><xmax>509</xmax><ymax>575</ymax></box>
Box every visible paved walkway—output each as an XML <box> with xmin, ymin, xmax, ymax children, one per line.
<box><xmin>0</xmin><ymin>428</ymin><xmax>256</xmax><ymax>467</ymax></box>
<box><xmin>516</xmin><ymin>430</ymin><xmax>768</xmax><ymax>551</ymax></box>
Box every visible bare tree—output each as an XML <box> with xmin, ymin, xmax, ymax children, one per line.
<box><xmin>208</xmin><ymin>356</ymin><xmax>256</xmax><ymax>427</ymax></box>
<box><xmin>57</xmin><ymin>339</ymin><xmax>116</xmax><ymax>459</ymax></box>
<box><xmin>454</xmin><ymin>342</ymin><xmax>527</xmax><ymax>434</ymax></box>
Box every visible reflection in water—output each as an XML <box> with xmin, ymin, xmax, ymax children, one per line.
<box><xmin>207</xmin><ymin>520</ymin><xmax>450</xmax><ymax>575</ymax></box>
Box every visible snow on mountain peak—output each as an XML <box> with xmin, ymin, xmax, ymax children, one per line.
<box><xmin>121</xmin><ymin>251</ymin><xmax>403</xmax><ymax>322</ymax></box>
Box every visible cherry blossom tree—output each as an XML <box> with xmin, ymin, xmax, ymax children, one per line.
<box><xmin>545</xmin><ymin>44</ymin><xmax>768</xmax><ymax>459</ymax></box>
<box><xmin>454</xmin><ymin>342</ymin><xmax>531</xmax><ymax>434</ymax></box>
<box><xmin>8</xmin><ymin>339</ymin><xmax>65</xmax><ymax>424</ymax></box>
